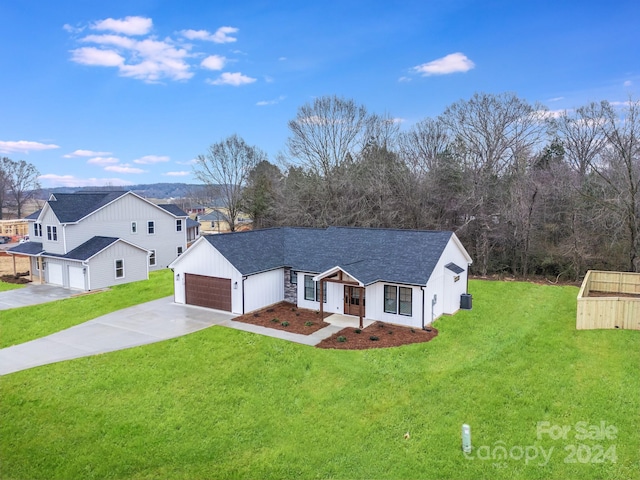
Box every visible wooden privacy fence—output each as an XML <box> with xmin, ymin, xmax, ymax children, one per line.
<box><xmin>576</xmin><ymin>270</ymin><xmax>640</xmax><ymax>330</ymax></box>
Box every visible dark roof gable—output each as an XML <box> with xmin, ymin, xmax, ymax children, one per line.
<box><xmin>46</xmin><ymin>191</ymin><xmax>128</xmax><ymax>223</ymax></box>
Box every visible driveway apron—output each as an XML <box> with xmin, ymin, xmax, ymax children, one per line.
<box><xmin>0</xmin><ymin>297</ymin><xmax>235</xmax><ymax>375</ymax></box>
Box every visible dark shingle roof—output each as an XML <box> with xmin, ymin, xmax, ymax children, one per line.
<box><xmin>198</xmin><ymin>211</ymin><xmax>228</xmax><ymax>222</ymax></box>
<box><xmin>204</xmin><ymin>227</ymin><xmax>460</xmax><ymax>286</ymax></box>
<box><xmin>186</xmin><ymin>218</ymin><xmax>200</xmax><ymax>229</ymax></box>
<box><xmin>25</xmin><ymin>209</ymin><xmax>42</xmax><ymax>220</ymax></box>
<box><xmin>62</xmin><ymin>236</ymin><xmax>121</xmax><ymax>261</ymax></box>
<box><xmin>47</xmin><ymin>191</ymin><xmax>128</xmax><ymax>223</ymax></box>
<box><xmin>157</xmin><ymin>204</ymin><xmax>188</xmax><ymax>217</ymax></box>
<box><xmin>8</xmin><ymin>241</ymin><xmax>44</xmax><ymax>255</ymax></box>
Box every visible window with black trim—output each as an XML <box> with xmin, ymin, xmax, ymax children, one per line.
<box><xmin>131</xmin><ymin>221</ymin><xmax>137</xmax><ymax>234</ymax></box>
<box><xmin>177</xmin><ymin>246</ymin><xmax>184</xmax><ymax>256</ymax></box>
<box><xmin>384</xmin><ymin>285</ymin><xmax>397</xmax><ymax>314</ymax></box>
<box><xmin>315</xmin><ymin>280</ymin><xmax>327</xmax><ymax>303</ymax></box>
<box><xmin>148</xmin><ymin>221</ymin><xmax>155</xmax><ymax>234</ymax></box>
<box><xmin>115</xmin><ymin>259</ymin><xmax>124</xmax><ymax>278</ymax></box>
<box><xmin>399</xmin><ymin>287</ymin><xmax>412</xmax><ymax>316</ymax></box>
<box><xmin>176</xmin><ymin>219</ymin><xmax>183</xmax><ymax>232</ymax></box>
<box><xmin>304</xmin><ymin>275</ymin><xmax>314</xmax><ymax>301</ymax></box>
<box><xmin>149</xmin><ymin>250</ymin><xmax>156</xmax><ymax>266</ymax></box>
<box><xmin>290</xmin><ymin>270</ymin><xmax>297</xmax><ymax>284</ymax></box>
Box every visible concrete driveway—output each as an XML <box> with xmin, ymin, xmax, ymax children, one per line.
<box><xmin>0</xmin><ymin>284</ymin><xmax>79</xmax><ymax>310</ymax></box>
<box><xmin>0</xmin><ymin>296</ymin><xmax>235</xmax><ymax>375</ymax></box>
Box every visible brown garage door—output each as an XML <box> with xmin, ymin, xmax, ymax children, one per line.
<box><xmin>185</xmin><ymin>274</ymin><xmax>232</xmax><ymax>311</ymax></box>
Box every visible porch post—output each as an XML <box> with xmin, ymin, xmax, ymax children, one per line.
<box><xmin>358</xmin><ymin>286</ymin><xmax>364</xmax><ymax>329</ymax></box>
<box><xmin>12</xmin><ymin>255</ymin><xmax>16</xmax><ymax>276</ymax></box>
<box><xmin>38</xmin><ymin>257</ymin><xmax>43</xmax><ymax>284</ymax></box>
<box><xmin>319</xmin><ymin>278</ymin><xmax>324</xmax><ymax>318</ymax></box>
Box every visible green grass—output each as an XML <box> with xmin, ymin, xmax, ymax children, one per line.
<box><xmin>1</xmin><ymin>280</ymin><xmax>638</xmax><ymax>479</ymax></box>
<box><xmin>0</xmin><ymin>269</ymin><xmax>173</xmax><ymax>348</ymax></box>
<box><xmin>0</xmin><ymin>281</ymin><xmax>24</xmax><ymax>293</ymax></box>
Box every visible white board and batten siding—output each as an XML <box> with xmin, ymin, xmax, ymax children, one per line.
<box><xmin>171</xmin><ymin>239</ymin><xmax>244</xmax><ymax>314</ymax></box>
<box><xmin>296</xmin><ymin>272</ymin><xmax>343</xmax><ymax>314</ymax></box>
<box><xmin>366</xmin><ymin>283</ymin><xmax>424</xmax><ymax>329</ymax></box>
<box><xmin>87</xmin><ymin>241</ymin><xmax>148</xmax><ymax>290</ymax></box>
<box><xmin>244</xmin><ymin>269</ymin><xmax>285</xmax><ymax>313</ymax></box>
<box><xmin>38</xmin><ymin>206</ymin><xmax>65</xmax><ymax>255</ymax></box>
<box><xmin>63</xmin><ymin>192</ymin><xmax>187</xmax><ymax>270</ymax></box>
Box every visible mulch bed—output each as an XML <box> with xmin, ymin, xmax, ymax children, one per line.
<box><xmin>316</xmin><ymin>321</ymin><xmax>438</xmax><ymax>350</ymax></box>
<box><xmin>1</xmin><ymin>272</ymin><xmax>31</xmax><ymax>284</ymax></box>
<box><xmin>233</xmin><ymin>302</ymin><xmax>331</xmax><ymax>335</ymax></box>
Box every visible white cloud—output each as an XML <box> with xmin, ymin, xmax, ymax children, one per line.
<box><xmin>208</xmin><ymin>72</ymin><xmax>256</xmax><ymax>86</ymax></box>
<box><xmin>412</xmin><ymin>52</ymin><xmax>475</xmax><ymax>76</ymax></box>
<box><xmin>81</xmin><ymin>34</ymin><xmax>136</xmax><ymax>49</ymax></box>
<box><xmin>0</xmin><ymin>140</ymin><xmax>60</xmax><ymax>154</ymax></box>
<box><xmin>133</xmin><ymin>155</ymin><xmax>170</xmax><ymax>165</ymax></box>
<box><xmin>92</xmin><ymin>16</ymin><xmax>153</xmax><ymax>36</ymax></box>
<box><xmin>181</xmin><ymin>26</ymin><xmax>238</xmax><ymax>43</ymax></box>
<box><xmin>535</xmin><ymin>109</ymin><xmax>566</xmax><ymax>120</ymax></box>
<box><xmin>176</xmin><ymin>158</ymin><xmax>198</xmax><ymax>165</ymax></box>
<box><xmin>38</xmin><ymin>174</ymin><xmax>133</xmax><ymax>187</ymax></box>
<box><xmin>398</xmin><ymin>76</ymin><xmax>411</xmax><ymax>83</ymax></box>
<box><xmin>256</xmin><ymin>95</ymin><xmax>285</xmax><ymax>106</ymax></box>
<box><xmin>87</xmin><ymin>157</ymin><xmax>119</xmax><ymax>166</ymax></box>
<box><xmin>163</xmin><ymin>171</ymin><xmax>191</xmax><ymax>177</ymax></box>
<box><xmin>547</xmin><ymin>97</ymin><xmax>565</xmax><ymax>102</ymax></box>
<box><xmin>624</xmin><ymin>80</ymin><xmax>633</xmax><ymax>87</ymax></box>
<box><xmin>71</xmin><ymin>47</ymin><xmax>124</xmax><ymax>67</ymax></box>
<box><xmin>64</xmin><ymin>149</ymin><xmax>112</xmax><ymax>158</ymax></box>
<box><xmin>201</xmin><ymin>55</ymin><xmax>226</xmax><ymax>71</ymax></box>
<box><xmin>105</xmin><ymin>164</ymin><xmax>145</xmax><ymax>174</ymax></box>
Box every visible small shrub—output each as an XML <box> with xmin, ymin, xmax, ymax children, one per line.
<box><xmin>304</xmin><ymin>321</ymin><xmax>313</xmax><ymax>326</ymax></box>
<box><xmin>296</xmin><ymin>313</ymin><xmax>301</xmax><ymax>317</ymax></box>
<box><xmin>369</xmin><ymin>336</ymin><xmax>379</xmax><ymax>341</ymax></box>
<box><xmin>354</xmin><ymin>328</ymin><xmax>361</xmax><ymax>334</ymax></box>
<box><xmin>267</xmin><ymin>308</ymin><xmax>275</xmax><ymax>313</ymax></box>
<box><xmin>281</xmin><ymin>321</ymin><xmax>290</xmax><ymax>327</ymax></box>
<box><xmin>388</xmin><ymin>330</ymin><xmax>393</xmax><ymax>335</ymax></box>
<box><xmin>271</xmin><ymin>318</ymin><xmax>279</xmax><ymax>323</ymax></box>
<box><xmin>410</xmin><ymin>328</ymin><xmax>416</xmax><ymax>333</ymax></box>
<box><xmin>291</xmin><ymin>307</ymin><xmax>297</xmax><ymax>311</ymax></box>
<box><xmin>377</xmin><ymin>322</ymin><xmax>385</xmax><ymax>328</ymax></box>
<box><xmin>253</xmin><ymin>313</ymin><xmax>260</xmax><ymax>317</ymax></box>
<box><xmin>337</xmin><ymin>336</ymin><xmax>347</xmax><ymax>343</ymax></box>
<box><xmin>315</xmin><ymin>310</ymin><xmax>320</xmax><ymax>315</ymax></box>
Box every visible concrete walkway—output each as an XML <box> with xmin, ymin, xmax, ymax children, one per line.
<box><xmin>0</xmin><ymin>297</ymin><xmax>348</xmax><ymax>375</ymax></box>
<box><xmin>0</xmin><ymin>284</ymin><xmax>80</xmax><ymax>310</ymax></box>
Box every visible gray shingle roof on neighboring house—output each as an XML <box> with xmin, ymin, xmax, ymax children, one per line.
<box><xmin>25</xmin><ymin>209</ymin><xmax>42</xmax><ymax>220</ymax></box>
<box><xmin>204</xmin><ymin>226</ymin><xmax>461</xmax><ymax>286</ymax></box>
<box><xmin>186</xmin><ymin>218</ymin><xmax>200</xmax><ymax>229</ymax></box>
<box><xmin>8</xmin><ymin>241</ymin><xmax>44</xmax><ymax>256</ymax></box>
<box><xmin>157</xmin><ymin>204</ymin><xmax>188</xmax><ymax>217</ymax></box>
<box><xmin>198</xmin><ymin>211</ymin><xmax>228</xmax><ymax>222</ymax></box>
<box><xmin>47</xmin><ymin>191</ymin><xmax>128</xmax><ymax>223</ymax></box>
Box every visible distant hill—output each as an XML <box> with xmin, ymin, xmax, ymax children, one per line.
<box><xmin>37</xmin><ymin>183</ymin><xmax>212</xmax><ymax>201</ymax></box>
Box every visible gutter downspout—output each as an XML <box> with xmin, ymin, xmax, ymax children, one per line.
<box><xmin>242</xmin><ymin>276</ymin><xmax>247</xmax><ymax>314</ymax></box>
<box><xmin>421</xmin><ymin>287</ymin><xmax>425</xmax><ymax>330</ymax></box>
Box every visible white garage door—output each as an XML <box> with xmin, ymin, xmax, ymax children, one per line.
<box><xmin>68</xmin><ymin>265</ymin><xmax>85</xmax><ymax>290</ymax></box>
<box><xmin>48</xmin><ymin>263</ymin><xmax>63</xmax><ymax>286</ymax></box>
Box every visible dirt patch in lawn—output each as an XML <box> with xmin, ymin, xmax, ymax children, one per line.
<box><xmin>233</xmin><ymin>302</ymin><xmax>331</xmax><ymax>335</ymax></box>
<box><xmin>317</xmin><ymin>321</ymin><xmax>438</xmax><ymax>350</ymax></box>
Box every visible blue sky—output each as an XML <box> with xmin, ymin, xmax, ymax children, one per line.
<box><xmin>1</xmin><ymin>0</ymin><xmax>638</xmax><ymax>188</ymax></box>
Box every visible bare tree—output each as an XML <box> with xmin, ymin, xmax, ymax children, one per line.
<box><xmin>398</xmin><ymin>117</ymin><xmax>450</xmax><ymax>175</ymax></box>
<box><xmin>193</xmin><ymin>134</ymin><xmax>266</xmax><ymax>232</ymax></box>
<box><xmin>287</xmin><ymin>95</ymin><xmax>369</xmax><ymax>176</ymax></box>
<box><xmin>0</xmin><ymin>157</ymin><xmax>9</xmax><ymax>220</ymax></box>
<box><xmin>440</xmin><ymin>92</ymin><xmax>547</xmax><ymax>275</ymax></box>
<box><xmin>2</xmin><ymin>158</ymin><xmax>41</xmax><ymax>218</ymax></box>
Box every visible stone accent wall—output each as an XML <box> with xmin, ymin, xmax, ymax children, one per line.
<box><xmin>284</xmin><ymin>267</ymin><xmax>298</xmax><ymax>303</ymax></box>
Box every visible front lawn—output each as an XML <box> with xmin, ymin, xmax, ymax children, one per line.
<box><xmin>0</xmin><ymin>269</ymin><xmax>173</xmax><ymax>348</ymax></box>
<box><xmin>0</xmin><ymin>281</ymin><xmax>23</xmax><ymax>293</ymax></box>
<box><xmin>1</xmin><ymin>280</ymin><xmax>638</xmax><ymax>479</ymax></box>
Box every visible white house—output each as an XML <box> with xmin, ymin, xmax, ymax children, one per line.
<box><xmin>169</xmin><ymin>227</ymin><xmax>473</xmax><ymax>328</ymax></box>
<box><xmin>8</xmin><ymin>191</ymin><xmax>189</xmax><ymax>291</ymax></box>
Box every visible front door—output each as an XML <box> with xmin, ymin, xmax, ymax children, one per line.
<box><xmin>344</xmin><ymin>286</ymin><xmax>365</xmax><ymax>316</ymax></box>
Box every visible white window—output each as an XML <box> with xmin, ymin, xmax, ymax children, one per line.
<box><xmin>176</xmin><ymin>219</ymin><xmax>183</xmax><ymax>232</ymax></box>
<box><xmin>177</xmin><ymin>246</ymin><xmax>184</xmax><ymax>256</ymax></box>
<box><xmin>149</xmin><ymin>250</ymin><xmax>156</xmax><ymax>266</ymax></box>
<box><xmin>115</xmin><ymin>259</ymin><xmax>124</xmax><ymax>278</ymax></box>
<box><xmin>147</xmin><ymin>221</ymin><xmax>155</xmax><ymax>235</ymax></box>
<box><xmin>131</xmin><ymin>221</ymin><xmax>137</xmax><ymax>234</ymax></box>
<box><xmin>47</xmin><ymin>225</ymin><xmax>58</xmax><ymax>241</ymax></box>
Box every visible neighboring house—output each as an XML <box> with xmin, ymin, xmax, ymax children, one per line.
<box><xmin>8</xmin><ymin>191</ymin><xmax>188</xmax><ymax>291</ymax></box>
<box><xmin>197</xmin><ymin>210</ymin><xmax>252</xmax><ymax>235</ymax></box>
<box><xmin>169</xmin><ymin>226</ymin><xmax>473</xmax><ymax>328</ymax></box>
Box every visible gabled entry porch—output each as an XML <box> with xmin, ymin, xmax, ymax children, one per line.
<box><xmin>314</xmin><ymin>267</ymin><xmax>366</xmax><ymax>328</ymax></box>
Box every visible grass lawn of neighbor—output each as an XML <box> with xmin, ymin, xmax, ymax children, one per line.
<box><xmin>1</xmin><ymin>278</ymin><xmax>638</xmax><ymax>479</ymax></box>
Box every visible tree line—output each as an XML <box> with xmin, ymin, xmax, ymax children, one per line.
<box><xmin>199</xmin><ymin>92</ymin><xmax>639</xmax><ymax>278</ymax></box>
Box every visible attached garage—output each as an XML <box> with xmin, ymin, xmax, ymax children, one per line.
<box><xmin>47</xmin><ymin>262</ymin><xmax>63</xmax><ymax>286</ymax></box>
<box><xmin>185</xmin><ymin>273</ymin><xmax>232</xmax><ymax>311</ymax></box>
